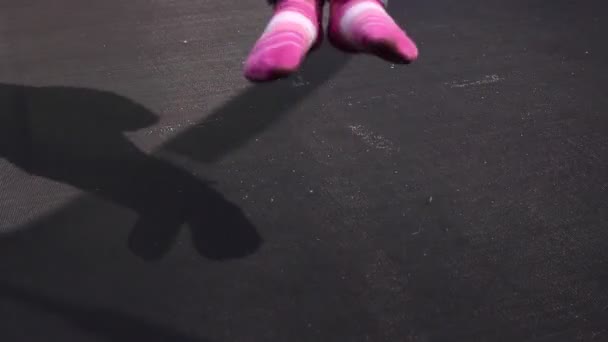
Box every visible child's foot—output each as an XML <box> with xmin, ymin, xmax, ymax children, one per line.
<box><xmin>328</xmin><ymin>0</ymin><xmax>418</xmax><ymax>64</ymax></box>
<box><xmin>244</xmin><ymin>0</ymin><xmax>323</xmax><ymax>82</ymax></box>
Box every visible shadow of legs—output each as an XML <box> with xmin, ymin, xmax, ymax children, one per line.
<box><xmin>164</xmin><ymin>47</ymin><xmax>351</xmax><ymax>163</ymax></box>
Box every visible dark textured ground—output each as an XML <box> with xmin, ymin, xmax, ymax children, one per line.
<box><xmin>1</xmin><ymin>0</ymin><xmax>607</xmax><ymax>341</ymax></box>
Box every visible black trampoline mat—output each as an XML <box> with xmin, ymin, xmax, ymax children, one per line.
<box><xmin>1</xmin><ymin>0</ymin><xmax>607</xmax><ymax>341</ymax></box>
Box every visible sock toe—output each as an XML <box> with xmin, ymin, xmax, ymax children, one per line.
<box><xmin>243</xmin><ymin>0</ymin><xmax>322</xmax><ymax>82</ymax></box>
<box><xmin>329</xmin><ymin>0</ymin><xmax>419</xmax><ymax>63</ymax></box>
<box><xmin>244</xmin><ymin>42</ymin><xmax>307</xmax><ymax>81</ymax></box>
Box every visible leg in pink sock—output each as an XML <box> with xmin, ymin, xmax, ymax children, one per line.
<box><xmin>244</xmin><ymin>0</ymin><xmax>324</xmax><ymax>82</ymax></box>
<box><xmin>329</xmin><ymin>0</ymin><xmax>418</xmax><ymax>63</ymax></box>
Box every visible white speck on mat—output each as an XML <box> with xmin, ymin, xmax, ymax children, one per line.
<box><xmin>348</xmin><ymin>124</ymin><xmax>396</xmax><ymax>153</ymax></box>
<box><xmin>448</xmin><ymin>74</ymin><xmax>503</xmax><ymax>88</ymax></box>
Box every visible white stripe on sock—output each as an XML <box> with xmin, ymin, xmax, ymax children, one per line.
<box><xmin>264</xmin><ymin>11</ymin><xmax>318</xmax><ymax>46</ymax></box>
<box><xmin>340</xmin><ymin>1</ymin><xmax>386</xmax><ymax>42</ymax></box>
<box><xmin>261</xmin><ymin>31</ymin><xmax>306</xmax><ymax>45</ymax></box>
<box><xmin>250</xmin><ymin>41</ymin><xmax>303</xmax><ymax>60</ymax></box>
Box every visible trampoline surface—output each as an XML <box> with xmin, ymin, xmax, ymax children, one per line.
<box><xmin>1</xmin><ymin>0</ymin><xmax>607</xmax><ymax>341</ymax></box>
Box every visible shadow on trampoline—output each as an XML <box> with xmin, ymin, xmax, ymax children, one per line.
<box><xmin>0</xmin><ymin>84</ymin><xmax>260</xmax><ymax>261</ymax></box>
<box><xmin>164</xmin><ymin>48</ymin><xmax>351</xmax><ymax>163</ymax></box>
<box><xmin>0</xmin><ymin>282</ymin><xmax>210</xmax><ymax>342</ymax></box>
<box><xmin>0</xmin><ymin>48</ymin><xmax>350</xmax><ymax>261</ymax></box>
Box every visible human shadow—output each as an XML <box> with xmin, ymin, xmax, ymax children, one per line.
<box><xmin>1</xmin><ymin>48</ymin><xmax>350</xmax><ymax>260</ymax></box>
<box><xmin>0</xmin><ymin>282</ymin><xmax>211</xmax><ymax>342</ymax></box>
<box><xmin>0</xmin><ymin>84</ymin><xmax>261</xmax><ymax>260</ymax></box>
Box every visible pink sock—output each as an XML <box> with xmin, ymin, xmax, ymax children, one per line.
<box><xmin>244</xmin><ymin>0</ymin><xmax>323</xmax><ymax>82</ymax></box>
<box><xmin>329</xmin><ymin>0</ymin><xmax>418</xmax><ymax>63</ymax></box>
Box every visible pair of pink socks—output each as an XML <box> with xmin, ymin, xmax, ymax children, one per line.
<box><xmin>244</xmin><ymin>0</ymin><xmax>418</xmax><ymax>82</ymax></box>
